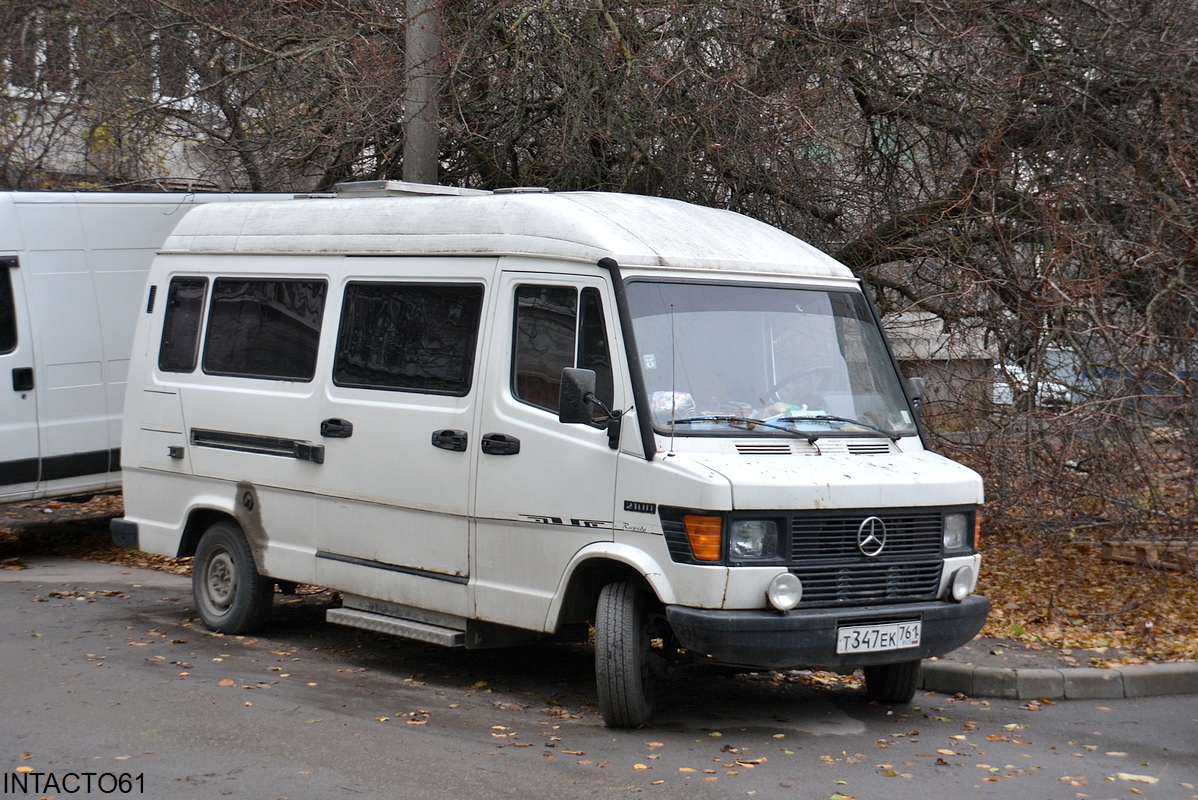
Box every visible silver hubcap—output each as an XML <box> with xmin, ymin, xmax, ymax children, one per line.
<box><xmin>205</xmin><ymin>550</ymin><xmax>236</xmax><ymax>611</ymax></box>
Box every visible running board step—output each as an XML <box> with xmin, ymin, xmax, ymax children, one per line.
<box><xmin>326</xmin><ymin>607</ymin><xmax>465</xmax><ymax>647</ymax></box>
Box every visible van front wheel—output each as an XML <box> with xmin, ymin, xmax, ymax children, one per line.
<box><xmin>863</xmin><ymin>659</ymin><xmax>922</xmax><ymax>704</ymax></box>
<box><xmin>595</xmin><ymin>581</ymin><xmax>655</xmax><ymax>728</ymax></box>
<box><xmin>192</xmin><ymin>521</ymin><xmax>274</xmax><ymax>634</ymax></box>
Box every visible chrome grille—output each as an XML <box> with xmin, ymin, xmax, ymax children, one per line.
<box><xmin>790</xmin><ymin>511</ymin><xmax>944</xmax><ymax>560</ymax></box>
<box><xmin>792</xmin><ymin>560</ymin><xmax>943</xmax><ymax>605</ymax></box>
<box><xmin>788</xmin><ymin>510</ymin><xmax>945</xmax><ymax>606</ymax></box>
<box><xmin>659</xmin><ymin>507</ymin><xmax>956</xmax><ymax>605</ymax></box>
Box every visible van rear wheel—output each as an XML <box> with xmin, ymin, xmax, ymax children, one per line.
<box><xmin>192</xmin><ymin>521</ymin><xmax>274</xmax><ymax>634</ymax></box>
<box><xmin>863</xmin><ymin>659</ymin><xmax>922</xmax><ymax>704</ymax></box>
<box><xmin>594</xmin><ymin>581</ymin><xmax>656</xmax><ymax>728</ymax></box>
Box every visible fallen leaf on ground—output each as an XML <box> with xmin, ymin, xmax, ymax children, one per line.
<box><xmin>1115</xmin><ymin>773</ymin><xmax>1159</xmax><ymax>785</ymax></box>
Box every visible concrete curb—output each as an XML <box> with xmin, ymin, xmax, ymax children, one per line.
<box><xmin>920</xmin><ymin>659</ymin><xmax>1198</xmax><ymax>700</ymax></box>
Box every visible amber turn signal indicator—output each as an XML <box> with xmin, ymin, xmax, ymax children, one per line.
<box><xmin>683</xmin><ymin>514</ymin><xmax>723</xmax><ymax>562</ymax></box>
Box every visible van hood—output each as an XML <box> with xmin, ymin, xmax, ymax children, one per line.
<box><xmin>674</xmin><ymin>447</ymin><xmax>984</xmax><ymax>510</ymax></box>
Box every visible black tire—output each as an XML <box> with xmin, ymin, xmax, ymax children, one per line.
<box><xmin>192</xmin><ymin>521</ymin><xmax>274</xmax><ymax>634</ymax></box>
<box><xmin>863</xmin><ymin>659</ymin><xmax>922</xmax><ymax>704</ymax></box>
<box><xmin>595</xmin><ymin>581</ymin><xmax>654</xmax><ymax>728</ymax></box>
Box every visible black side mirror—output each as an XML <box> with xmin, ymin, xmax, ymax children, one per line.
<box><xmin>559</xmin><ymin>367</ymin><xmax>598</xmax><ymax>424</ymax></box>
<box><xmin>906</xmin><ymin>376</ymin><xmax>926</xmax><ymax>416</ymax></box>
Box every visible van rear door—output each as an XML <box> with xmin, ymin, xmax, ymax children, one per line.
<box><xmin>0</xmin><ymin>256</ymin><xmax>40</xmax><ymax>499</ymax></box>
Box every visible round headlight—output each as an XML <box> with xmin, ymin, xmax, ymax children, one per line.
<box><xmin>767</xmin><ymin>572</ymin><xmax>803</xmax><ymax>611</ymax></box>
<box><xmin>950</xmin><ymin>565</ymin><xmax>975</xmax><ymax>601</ymax></box>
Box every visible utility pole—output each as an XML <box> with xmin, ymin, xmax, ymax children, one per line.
<box><xmin>403</xmin><ymin>0</ymin><xmax>440</xmax><ymax>184</ymax></box>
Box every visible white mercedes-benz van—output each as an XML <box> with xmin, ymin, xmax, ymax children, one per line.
<box><xmin>113</xmin><ymin>181</ymin><xmax>988</xmax><ymax>727</ymax></box>
<box><xmin>0</xmin><ymin>191</ymin><xmax>285</xmax><ymax>504</ymax></box>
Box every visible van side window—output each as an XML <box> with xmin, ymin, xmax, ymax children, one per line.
<box><xmin>0</xmin><ymin>262</ymin><xmax>16</xmax><ymax>355</ymax></box>
<box><xmin>513</xmin><ymin>285</ymin><xmax>613</xmax><ymax>414</ymax></box>
<box><xmin>158</xmin><ymin>277</ymin><xmax>208</xmax><ymax>372</ymax></box>
<box><xmin>202</xmin><ymin>279</ymin><xmax>327</xmax><ymax>381</ymax></box>
<box><xmin>333</xmin><ymin>282</ymin><xmax>484</xmax><ymax>396</ymax></box>
<box><xmin>514</xmin><ymin>286</ymin><xmax>576</xmax><ymax>411</ymax></box>
<box><xmin>578</xmin><ymin>287</ymin><xmax>614</xmax><ymax>410</ymax></box>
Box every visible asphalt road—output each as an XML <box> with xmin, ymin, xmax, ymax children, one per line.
<box><xmin>2</xmin><ymin>543</ymin><xmax>1196</xmax><ymax>800</ymax></box>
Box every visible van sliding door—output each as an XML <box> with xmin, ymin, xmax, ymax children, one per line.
<box><xmin>313</xmin><ymin>258</ymin><xmax>494</xmax><ymax>618</ymax></box>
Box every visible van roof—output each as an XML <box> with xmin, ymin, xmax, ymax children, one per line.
<box><xmin>160</xmin><ymin>190</ymin><xmax>855</xmax><ymax>279</ymax></box>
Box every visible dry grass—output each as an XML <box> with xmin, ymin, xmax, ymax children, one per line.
<box><xmin>979</xmin><ymin>534</ymin><xmax>1198</xmax><ymax>665</ymax></box>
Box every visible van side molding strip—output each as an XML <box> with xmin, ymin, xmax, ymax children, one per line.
<box><xmin>316</xmin><ymin>549</ymin><xmax>470</xmax><ymax>585</ymax></box>
<box><xmin>1</xmin><ymin>448</ymin><xmax>121</xmax><ymax>486</ymax></box>
<box><xmin>190</xmin><ymin>428</ymin><xmax>325</xmax><ymax>464</ymax></box>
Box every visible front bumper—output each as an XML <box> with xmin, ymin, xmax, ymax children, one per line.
<box><xmin>666</xmin><ymin>595</ymin><xmax>990</xmax><ymax>670</ymax></box>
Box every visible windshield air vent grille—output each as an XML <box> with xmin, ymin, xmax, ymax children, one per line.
<box><xmin>846</xmin><ymin>442</ymin><xmax>893</xmax><ymax>455</ymax></box>
<box><xmin>735</xmin><ymin>442</ymin><xmax>795</xmax><ymax>456</ymax></box>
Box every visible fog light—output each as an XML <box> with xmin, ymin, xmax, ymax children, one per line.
<box><xmin>950</xmin><ymin>565</ymin><xmax>975</xmax><ymax>601</ymax></box>
<box><xmin>767</xmin><ymin>573</ymin><xmax>803</xmax><ymax>611</ymax></box>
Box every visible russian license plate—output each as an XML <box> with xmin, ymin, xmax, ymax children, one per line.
<box><xmin>836</xmin><ymin>620</ymin><xmax>921</xmax><ymax>654</ymax></box>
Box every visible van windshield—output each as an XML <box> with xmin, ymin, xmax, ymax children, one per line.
<box><xmin>626</xmin><ymin>281</ymin><xmax>918</xmax><ymax>439</ymax></box>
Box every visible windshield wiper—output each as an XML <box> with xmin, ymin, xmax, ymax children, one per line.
<box><xmin>666</xmin><ymin>415</ymin><xmax>818</xmax><ymax>444</ymax></box>
<box><xmin>777</xmin><ymin>415</ymin><xmax>900</xmax><ymax>441</ymax></box>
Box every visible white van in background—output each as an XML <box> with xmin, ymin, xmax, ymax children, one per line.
<box><xmin>0</xmin><ymin>191</ymin><xmax>287</xmax><ymax>504</ymax></box>
<box><xmin>113</xmin><ymin>182</ymin><xmax>989</xmax><ymax>727</ymax></box>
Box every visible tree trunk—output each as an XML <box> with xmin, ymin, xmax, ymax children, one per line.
<box><xmin>403</xmin><ymin>0</ymin><xmax>440</xmax><ymax>184</ymax></box>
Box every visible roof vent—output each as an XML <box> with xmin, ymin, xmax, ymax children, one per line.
<box><xmin>492</xmin><ymin>186</ymin><xmax>550</xmax><ymax>194</ymax></box>
<box><xmin>334</xmin><ymin>180</ymin><xmax>491</xmax><ymax>198</ymax></box>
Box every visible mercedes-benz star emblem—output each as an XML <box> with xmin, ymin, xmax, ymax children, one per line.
<box><xmin>857</xmin><ymin>516</ymin><xmax>887</xmax><ymax>557</ymax></box>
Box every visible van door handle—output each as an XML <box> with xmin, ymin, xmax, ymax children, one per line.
<box><xmin>480</xmin><ymin>432</ymin><xmax>520</xmax><ymax>456</ymax></box>
<box><xmin>431</xmin><ymin>429</ymin><xmax>468</xmax><ymax>452</ymax></box>
<box><xmin>12</xmin><ymin>367</ymin><xmax>33</xmax><ymax>392</ymax></box>
<box><xmin>320</xmin><ymin>418</ymin><xmax>354</xmax><ymax>438</ymax></box>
